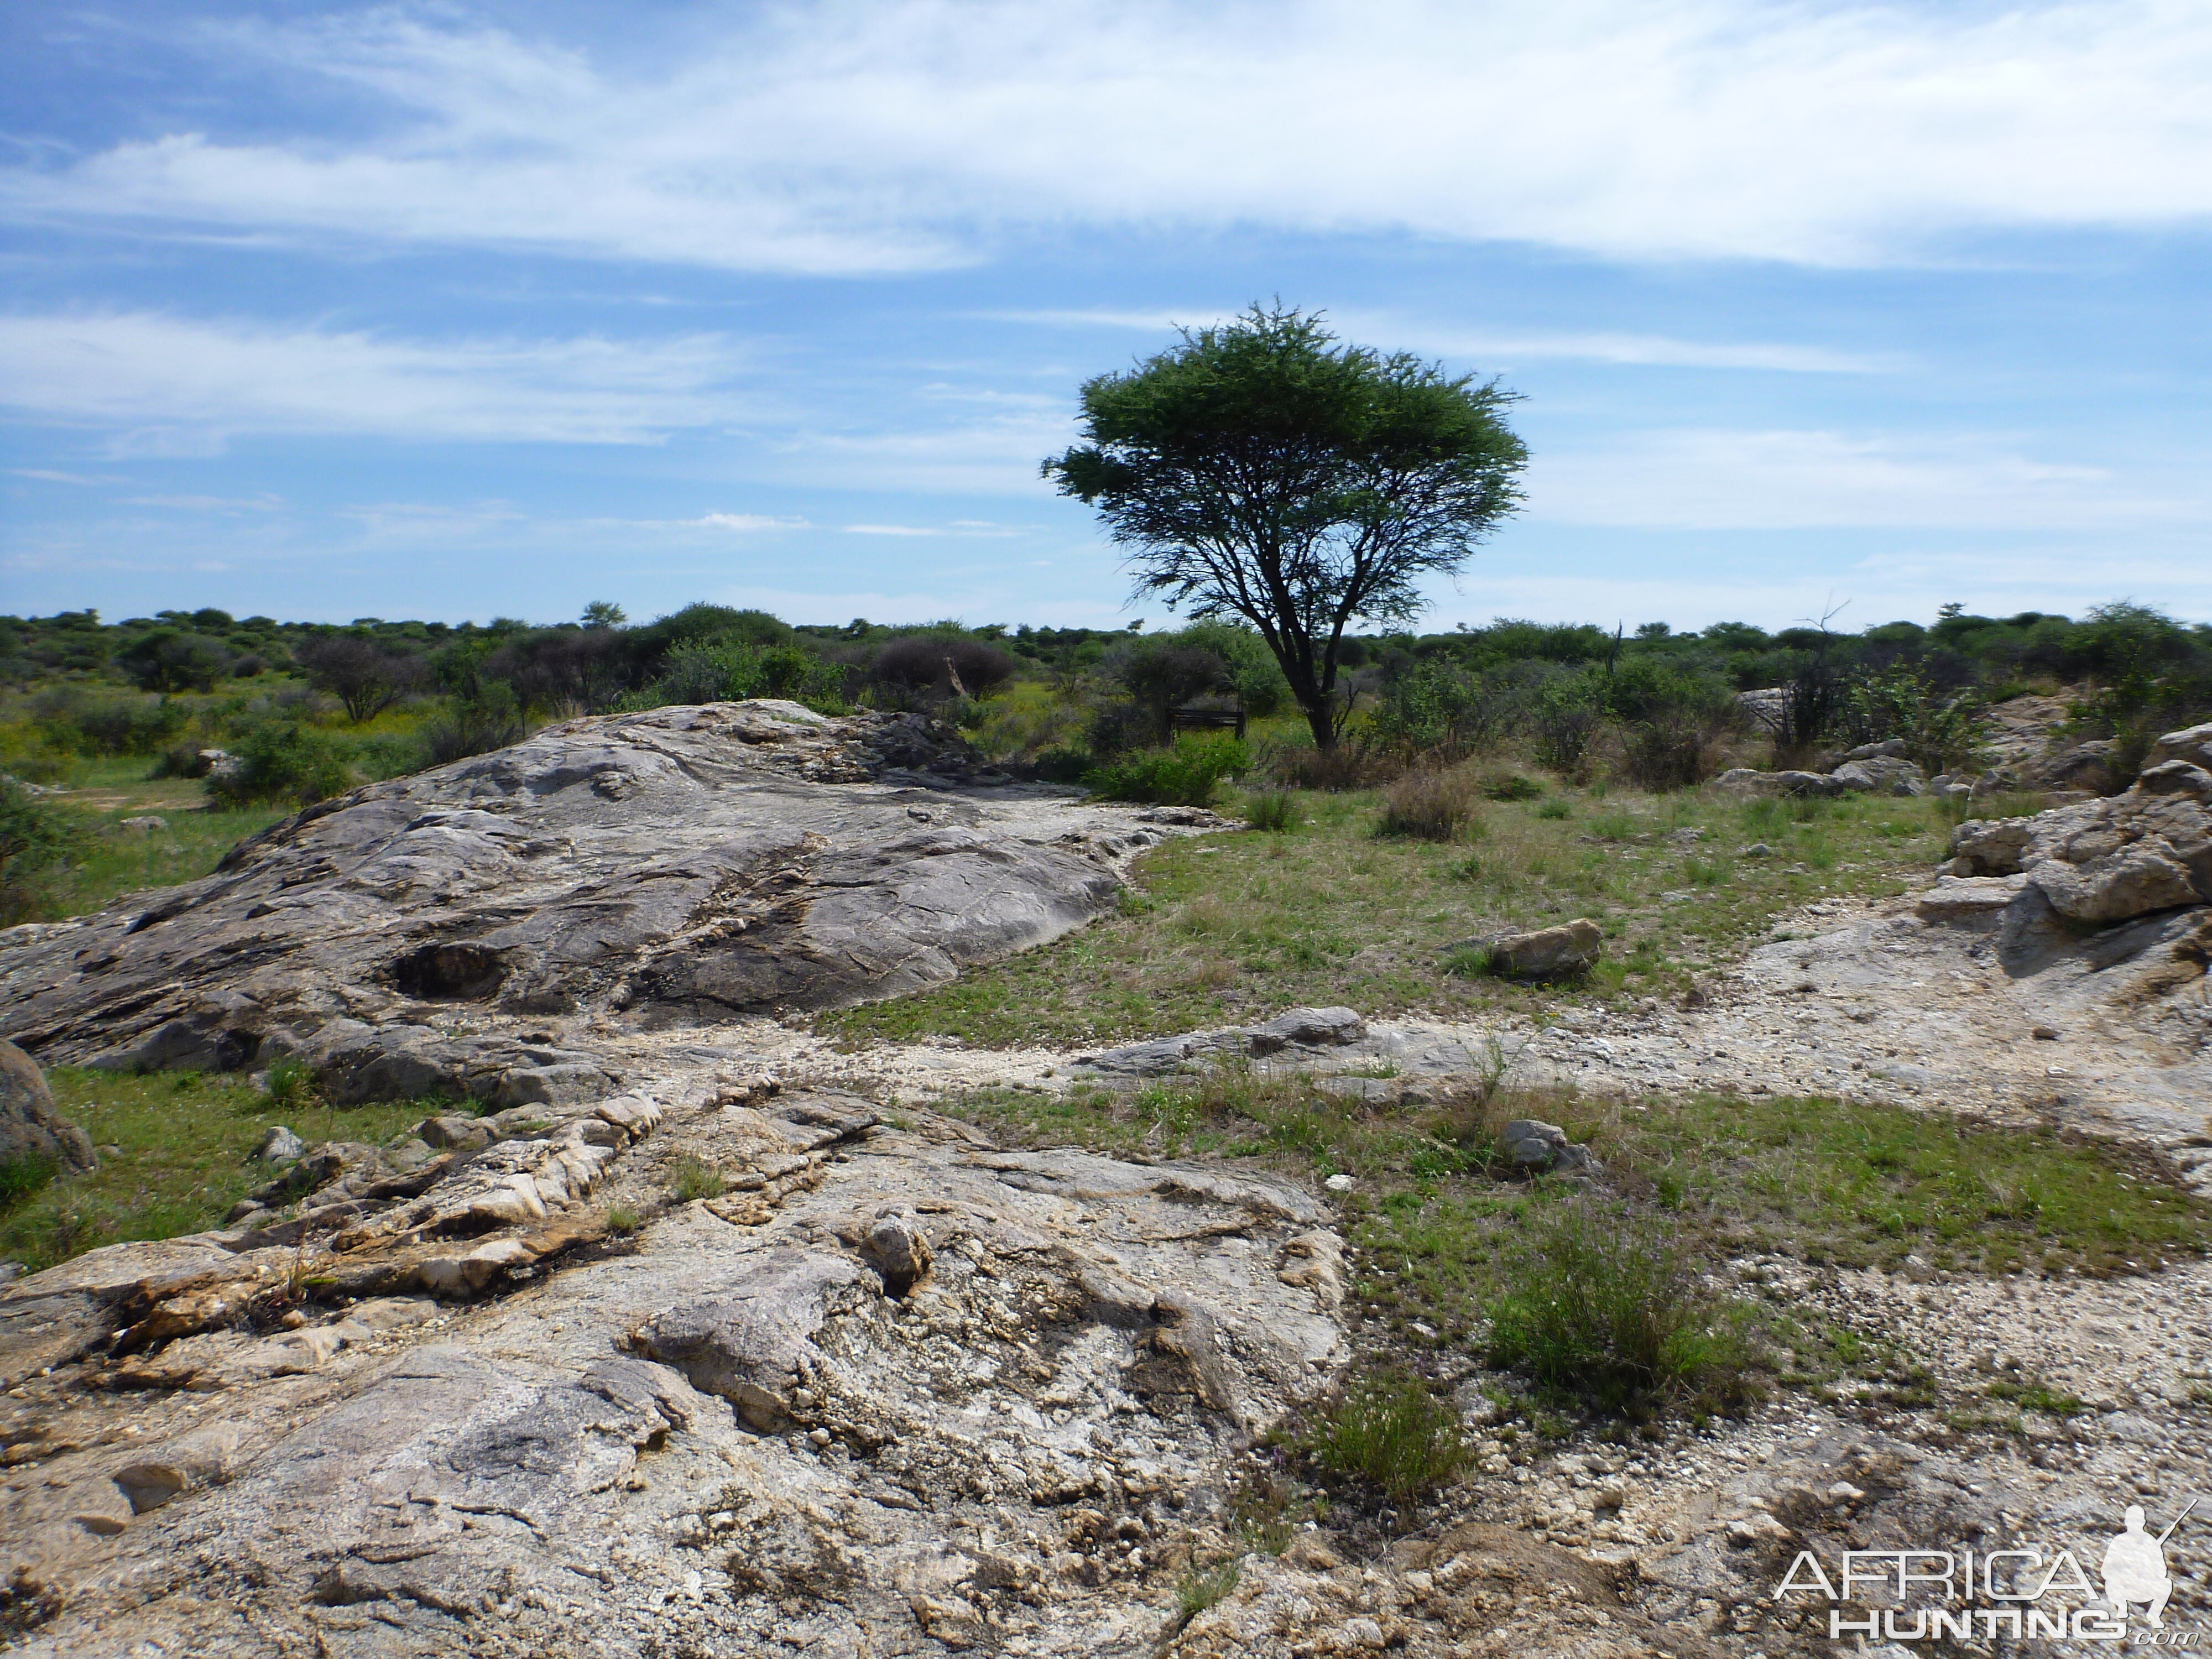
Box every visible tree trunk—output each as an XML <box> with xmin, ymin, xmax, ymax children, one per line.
<box><xmin>1302</xmin><ymin>697</ymin><xmax>1336</xmax><ymax>751</ymax></box>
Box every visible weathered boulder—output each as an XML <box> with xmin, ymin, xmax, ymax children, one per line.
<box><xmin>2150</xmin><ymin>722</ymin><xmax>2212</xmax><ymax>771</ymax></box>
<box><xmin>0</xmin><ymin>1038</ymin><xmax>94</xmax><ymax>1175</ymax></box>
<box><xmin>1475</xmin><ymin>919</ymin><xmax>1604</xmax><ymax>980</ymax></box>
<box><xmin>1936</xmin><ymin>743</ymin><xmax>2212</xmax><ymax>929</ymax></box>
<box><xmin>0</xmin><ymin>703</ymin><xmax>1197</xmax><ymax>1092</ymax></box>
<box><xmin>1777</xmin><ymin>770</ymin><xmax>1844</xmax><ymax>797</ymax></box>
<box><xmin>1500</xmin><ymin>1118</ymin><xmax>1600</xmax><ymax>1175</ymax></box>
<box><xmin>1830</xmin><ymin>755</ymin><xmax>1926</xmax><ymax>796</ymax></box>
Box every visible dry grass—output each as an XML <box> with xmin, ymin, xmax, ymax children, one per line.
<box><xmin>1375</xmin><ymin>770</ymin><xmax>1483</xmax><ymax>842</ymax></box>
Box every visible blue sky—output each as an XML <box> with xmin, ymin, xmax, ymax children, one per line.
<box><xmin>3</xmin><ymin>1</ymin><xmax>2209</xmax><ymax>634</ymax></box>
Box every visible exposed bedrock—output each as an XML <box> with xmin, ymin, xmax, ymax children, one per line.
<box><xmin>0</xmin><ymin>1077</ymin><xmax>1343</xmax><ymax>1658</ymax></box>
<box><xmin>0</xmin><ymin>702</ymin><xmax>1198</xmax><ymax>1090</ymax></box>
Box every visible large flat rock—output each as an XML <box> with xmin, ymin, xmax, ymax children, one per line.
<box><xmin>0</xmin><ymin>702</ymin><xmax>1190</xmax><ymax>1089</ymax></box>
<box><xmin>0</xmin><ymin>1076</ymin><xmax>1344</xmax><ymax>1658</ymax></box>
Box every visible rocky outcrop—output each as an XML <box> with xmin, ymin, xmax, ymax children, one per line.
<box><xmin>0</xmin><ymin>1068</ymin><xmax>1343</xmax><ymax>1658</ymax></box>
<box><xmin>1944</xmin><ymin>729</ymin><xmax>2211</xmax><ymax>926</ymax></box>
<box><xmin>0</xmin><ymin>702</ymin><xmax>1201</xmax><ymax>1093</ymax></box>
<box><xmin>0</xmin><ymin>1039</ymin><xmax>93</xmax><ymax>1176</ymax></box>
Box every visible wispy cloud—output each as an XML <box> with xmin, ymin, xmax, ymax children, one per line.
<box><xmin>7</xmin><ymin>468</ymin><xmax>127</xmax><ymax>485</ymax></box>
<box><xmin>1528</xmin><ymin>429</ymin><xmax>2200</xmax><ymax>530</ymax></box>
<box><xmin>993</xmin><ymin>309</ymin><xmax>1889</xmax><ymax>374</ymax></box>
<box><xmin>689</xmin><ymin>513</ymin><xmax>797</xmax><ymax>533</ymax></box>
<box><xmin>8</xmin><ymin>2</ymin><xmax>2211</xmax><ymax>270</ymax></box>
<box><xmin>121</xmin><ymin>493</ymin><xmax>285</xmax><ymax>512</ymax></box>
<box><xmin>0</xmin><ymin>312</ymin><xmax>752</xmax><ymax>448</ymax></box>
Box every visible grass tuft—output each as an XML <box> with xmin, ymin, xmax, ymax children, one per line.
<box><xmin>1294</xmin><ymin>1370</ymin><xmax>1469</xmax><ymax>1505</ymax></box>
<box><xmin>1484</xmin><ymin>1197</ymin><xmax>1757</xmax><ymax>1416</ymax></box>
<box><xmin>1242</xmin><ymin>789</ymin><xmax>1298</xmax><ymax>833</ymax></box>
<box><xmin>669</xmin><ymin>1156</ymin><xmax>726</xmax><ymax>1202</ymax></box>
<box><xmin>1375</xmin><ymin>771</ymin><xmax>1481</xmax><ymax>842</ymax></box>
<box><xmin>1175</xmin><ymin>1558</ymin><xmax>1241</xmax><ymax>1618</ymax></box>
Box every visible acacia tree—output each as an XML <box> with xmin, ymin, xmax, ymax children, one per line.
<box><xmin>1044</xmin><ymin>304</ymin><xmax>1526</xmax><ymax>750</ymax></box>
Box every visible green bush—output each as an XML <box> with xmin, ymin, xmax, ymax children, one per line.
<box><xmin>647</xmin><ymin>639</ymin><xmax>847</xmax><ymax>711</ymax></box>
<box><xmin>206</xmin><ymin>721</ymin><xmax>359</xmax><ymax>808</ymax></box>
<box><xmin>1083</xmin><ymin>734</ymin><xmax>1248</xmax><ymax>806</ymax></box>
<box><xmin>1</xmin><ymin>779</ymin><xmax>82</xmax><ymax>925</ymax></box>
<box><xmin>27</xmin><ymin>690</ymin><xmax>191</xmax><ymax>757</ymax></box>
<box><xmin>1032</xmin><ymin>746</ymin><xmax>1092</xmax><ymax>783</ymax></box>
<box><xmin>1296</xmin><ymin>1371</ymin><xmax>1468</xmax><ymax>1504</ymax></box>
<box><xmin>422</xmin><ymin>684</ymin><xmax>526</xmax><ymax>765</ymax></box>
<box><xmin>1485</xmin><ymin>1198</ymin><xmax>1754</xmax><ymax>1415</ymax></box>
<box><xmin>117</xmin><ymin>628</ymin><xmax>233</xmax><ymax>693</ymax></box>
<box><xmin>1481</xmin><ymin>769</ymin><xmax>1543</xmax><ymax>801</ymax></box>
<box><xmin>1243</xmin><ymin>790</ymin><xmax>1298</xmax><ymax>832</ymax></box>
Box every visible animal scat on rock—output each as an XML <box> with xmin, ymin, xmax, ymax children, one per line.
<box><xmin>0</xmin><ymin>702</ymin><xmax>1201</xmax><ymax>1092</ymax></box>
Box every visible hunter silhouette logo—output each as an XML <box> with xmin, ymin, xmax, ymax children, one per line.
<box><xmin>1774</xmin><ymin>1495</ymin><xmax>2203</xmax><ymax>1644</ymax></box>
<box><xmin>2105</xmin><ymin>1499</ymin><xmax>2195</xmax><ymax>1631</ymax></box>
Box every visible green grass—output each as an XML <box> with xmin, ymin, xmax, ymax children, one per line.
<box><xmin>931</xmin><ymin>1067</ymin><xmax>2212</xmax><ymax>1421</ymax></box>
<box><xmin>0</xmin><ymin>1067</ymin><xmax>431</xmax><ymax>1272</ymax></box>
<box><xmin>3</xmin><ymin>757</ymin><xmax>286</xmax><ymax>924</ymax></box>
<box><xmin>668</xmin><ymin>1156</ymin><xmax>727</xmax><ymax>1202</ymax></box>
<box><xmin>1174</xmin><ymin>1558</ymin><xmax>1242</xmax><ymax>1619</ymax></box>
<box><xmin>1483</xmin><ymin>1196</ymin><xmax>1760</xmax><ymax>1416</ymax></box>
<box><xmin>825</xmin><ymin>782</ymin><xmax>1964</xmax><ymax>1051</ymax></box>
<box><xmin>1291</xmin><ymin>1370</ymin><xmax>1469</xmax><ymax>1505</ymax></box>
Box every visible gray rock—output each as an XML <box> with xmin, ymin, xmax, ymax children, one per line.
<box><xmin>1944</xmin><ymin>772</ymin><xmax>2212</xmax><ymax>926</ymax></box>
<box><xmin>117</xmin><ymin>815</ymin><xmax>169</xmax><ymax>832</ymax></box>
<box><xmin>0</xmin><ymin>1037</ymin><xmax>95</xmax><ymax>1175</ymax></box>
<box><xmin>1913</xmin><ymin>875</ymin><xmax>2028</xmax><ymax>927</ymax></box>
<box><xmin>1830</xmin><ymin>755</ymin><xmax>1926</xmax><ymax>796</ymax></box>
<box><xmin>255</xmin><ymin>1125</ymin><xmax>305</xmax><ymax>1164</ymax></box>
<box><xmin>1843</xmin><ymin>739</ymin><xmax>1908</xmax><ymax>760</ymax></box>
<box><xmin>1248</xmin><ymin>1006</ymin><xmax>1366</xmax><ymax>1053</ymax></box>
<box><xmin>1712</xmin><ymin>767</ymin><xmax>1780</xmax><ymax>797</ymax></box>
<box><xmin>1076</xmin><ymin>1005</ymin><xmax>1365</xmax><ymax>1077</ymax></box>
<box><xmin>0</xmin><ymin>704</ymin><xmax>1188</xmax><ymax>1094</ymax></box>
<box><xmin>1777</xmin><ymin>770</ymin><xmax>1844</xmax><ymax>797</ymax></box>
<box><xmin>1501</xmin><ymin>1118</ymin><xmax>1600</xmax><ymax>1175</ymax></box>
<box><xmin>2149</xmin><ymin>722</ymin><xmax>2212</xmax><ymax>771</ymax></box>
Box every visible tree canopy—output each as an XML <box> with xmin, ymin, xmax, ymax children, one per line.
<box><xmin>1044</xmin><ymin>303</ymin><xmax>1526</xmax><ymax>748</ymax></box>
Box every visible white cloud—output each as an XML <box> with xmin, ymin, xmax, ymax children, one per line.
<box><xmin>8</xmin><ymin>2</ymin><xmax>2211</xmax><ymax>270</ymax></box>
<box><xmin>763</xmin><ymin>412</ymin><xmax>1078</xmax><ymax>494</ymax></box>
<box><xmin>689</xmin><ymin>513</ymin><xmax>798</xmax><ymax>533</ymax></box>
<box><xmin>121</xmin><ymin>493</ymin><xmax>285</xmax><ymax>512</ymax></box>
<box><xmin>998</xmin><ymin>308</ymin><xmax>1891</xmax><ymax>373</ymax></box>
<box><xmin>0</xmin><ymin>312</ymin><xmax>751</xmax><ymax>447</ymax></box>
<box><xmin>1528</xmin><ymin>429</ymin><xmax>2201</xmax><ymax>530</ymax></box>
